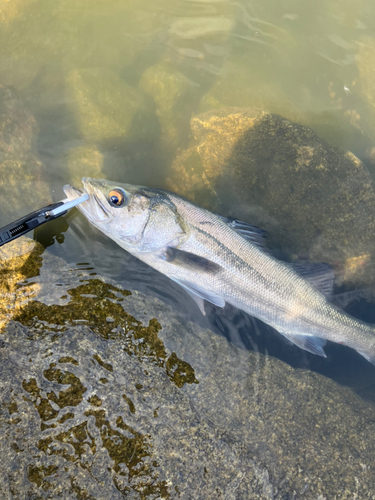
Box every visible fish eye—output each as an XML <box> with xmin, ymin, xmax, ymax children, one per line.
<box><xmin>108</xmin><ymin>189</ymin><xmax>126</xmax><ymax>207</ymax></box>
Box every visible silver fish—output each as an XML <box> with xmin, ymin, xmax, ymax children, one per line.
<box><xmin>64</xmin><ymin>178</ymin><xmax>375</xmax><ymax>364</ymax></box>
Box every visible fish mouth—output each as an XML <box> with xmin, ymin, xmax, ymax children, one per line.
<box><xmin>63</xmin><ymin>178</ymin><xmax>111</xmax><ymax>223</ymax></box>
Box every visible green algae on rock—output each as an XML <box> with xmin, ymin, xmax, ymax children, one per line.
<box><xmin>13</xmin><ymin>278</ymin><xmax>198</xmax><ymax>389</ymax></box>
<box><xmin>1</xmin><ymin>266</ymin><xmax>375</xmax><ymax>497</ymax></box>
<box><xmin>168</xmin><ymin>107</ymin><xmax>375</xmax><ymax>290</ymax></box>
<box><xmin>0</xmin><ymin>236</ymin><xmax>44</xmax><ymax>329</ymax></box>
<box><xmin>0</xmin><ymin>275</ymin><xmax>199</xmax><ymax>498</ymax></box>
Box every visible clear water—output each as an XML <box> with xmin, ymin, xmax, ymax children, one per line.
<box><xmin>1</xmin><ymin>0</ymin><xmax>375</xmax><ymax>400</ymax></box>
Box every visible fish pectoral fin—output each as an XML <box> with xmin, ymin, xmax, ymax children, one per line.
<box><xmin>163</xmin><ymin>248</ymin><xmax>222</xmax><ymax>274</ymax></box>
<box><xmin>171</xmin><ymin>278</ymin><xmax>225</xmax><ymax>315</ymax></box>
<box><xmin>280</xmin><ymin>332</ymin><xmax>327</xmax><ymax>357</ymax></box>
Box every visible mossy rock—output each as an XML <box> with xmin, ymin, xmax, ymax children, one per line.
<box><xmin>355</xmin><ymin>36</ymin><xmax>375</xmax><ymax>149</ymax></box>
<box><xmin>0</xmin><ymin>0</ymin><xmax>36</xmax><ymax>24</ymax></box>
<box><xmin>0</xmin><ymin>236</ymin><xmax>44</xmax><ymax>329</ymax></box>
<box><xmin>1</xmin><ymin>255</ymin><xmax>375</xmax><ymax>498</ymax></box>
<box><xmin>166</xmin><ymin>145</ymin><xmax>218</xmax><ymax>211</ymax></box>
<box><xmin>65</xmin><ymin>67</ymin><xmax>156</xmax><ymax>143</ymax></box>
<box><xmin>168</xmin><ymin>107</ymin><xmax>375</xmax><ymax>289</ymax></box>
<box><xmin>0</xmin><ymin>86</ymin><xmax>39</xmax><ymax>161</ymax></box>
<box><xmin>356</xmin><ymin>37</ymin><xmax>375</xmax><ymax>111</ymax></box>
<box><xmin>67</xmin><ymin>145</ymin><xmax>104</xmax><ymax>186</ymax></box>
<box><xmin>139</xmin><ymin>60</ymin><xmax>195</xmax><ymax>148</ymax></box>
<box><xmin>0</xmin><ymin>0</ymin><xmax>166</xmax><ymax>90</ymax></box>
<box><xmin>198</xmin><ymin>54</ymin><xmax>304</xmax><ymax>122</ymax></box>
<box><xmin>199</xmin><ymin>53</ymin><xmax>369</xmax><ymax>153</ymax></box>
<box><xmin>0</xmin><ymin>87</ymin><xmax>51</xmax><ymax>224</ymax></box>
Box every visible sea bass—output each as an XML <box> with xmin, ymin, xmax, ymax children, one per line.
<box><xmin>64</xmin><ymin>178</ymin><xmax>375</xmax><ymax>364</ymax></box>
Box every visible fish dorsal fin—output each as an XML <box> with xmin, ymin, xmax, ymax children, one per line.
<box><xmin>170</xmin><ymin>278</ymin><xmax>225</xmax><ymax>315</ymax></box>
<box><xmin>219</xmin><ymin>216</ymin><xmax>267</xmax><ymax>249</ymax></box>
<box><xmin>290</xmin><ymin>262</ymin><xmax>334</xmax><ymax>299</ymax></box>
<box><xmin>280</xmin><ymin>332</ymin><xmax>327</xmax><ymax>357</ymax></box>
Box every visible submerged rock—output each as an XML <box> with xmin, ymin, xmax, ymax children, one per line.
<box><xmin>0</xmin><ymin>86</ymin><xmax>38</xmax><ymax>159</ymax></box>
<box><xmin>199</xmin><ymin>54</ymin><xmax>368</xmax><ymax>154</ymax></box>
<box><xmin>0</xmin><ymin>237</ymin><xmax>43</xmax><ymax>329</ymax></box>
<box><xmin>356</xmin><ymin>37</ymin><xmax>375</xmax><ymax>146</ymax></box>
<box><xmin>0</xmin><ymin>0</ymin><xmax>35</xmax><ymax>24</ymax></box>
<box><xmin>0</xmin><ymin>242</ymin><xmax>375</xmax><ymax>498</ymax></box>
<box><xmin>0</xmin><ymin>0</ymin><xmax>169</xmax><ymax>90</ymax></box>
<box><xmin>199</xmin><ymin>56</ymin><xmax>301</xmax><ymax>123</ymax></box>
<box><xmin>67</xmin><ymin>145</ymin><xmax>104</xmax><ymax>187</ymax></box>
<box><xmin>139</xmin><ymin>60</ymin><xmax>196</xmax><ymax>149</ymax></box>
<box><xmin>167</xmin><ymin>107</ymin><xmax>375</xmax><ymax>290</ymax></box>
<box><xmin>164</xmin><ymin>0</ymin><xmax>237</xmax><ymax>80</ymax></box>
<box><xmin>0</xmin><ymin>87</ymin><xmax>51</xmax><ymax>225</ymax></box>
<box><xmin>24</xmin><ymin>64</ymin><xmax>162</xmax><ymax>187</ymax></box>
<box><xmin>65</xmin><ymin>68</ymin><xmax>157</xmax><ymax>144</ymax></box>
<box><xmin>356</xmin><ymin>37</ymin><xmax>375</xmax><ymax>110</ymax></box>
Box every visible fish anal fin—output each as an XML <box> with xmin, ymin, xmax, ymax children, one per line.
<box><xmin>280</xmin><ymin>332</ymin><xmax>327</xmax><ymax>357</ymax></box>
<box><xmin>180</xmin><ymin>285</ymin><xmax>206</xmax><ymax>315</ymax></box>
<box><xmin>171</xmin><ymin>278</ymin><xmax>225</xmax><ymax>314</ymax></box>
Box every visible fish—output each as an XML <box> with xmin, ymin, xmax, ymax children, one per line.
<box><xmin>64</xmin><ymin>177</ymin><xmax>375</xmax><ymax>364</ymax></box>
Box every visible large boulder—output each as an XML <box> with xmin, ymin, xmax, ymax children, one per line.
<box><xmin>0</xmin><ymin>238</ymin><xmax>375</xmax><ymax>498</ymax></box>
<box><xmin>199</xmin><ymin>53</ymin><xmax>369</xmax><ymax>155</ymax></box>
<box><xmin>167</xmin><ymin>107</ymin><xmax>375</xmax><ymax>290</ymax></box>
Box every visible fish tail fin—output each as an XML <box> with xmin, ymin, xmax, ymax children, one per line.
<box><xmin>349</xmin><ymin>327</ymin><xmax>375</xmax><ymax>366</ymax></box>
<box><xmin>356</xmin><ymin>346</ymin><xmax>375</xmax><ymax>365</ymax></box>
<box><xmin>356</xmin><ymin>349</ymin><xmax>375</xmax><ymax>365</ymax></box>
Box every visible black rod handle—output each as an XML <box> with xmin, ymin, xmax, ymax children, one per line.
<box><xmin>0</xmin><ymin>202</ymin><xmax>67</xmax><ymax>247</ymax></box>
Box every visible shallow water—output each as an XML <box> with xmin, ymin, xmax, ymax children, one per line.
<box><xmin>0</xmin><ymin>0</ymin><xmax>374</xmax><ymax>371</ymax></box>
<box><xmin>1</xmin><ymin>0</ymin><xmax>375</xmax><ymax>494</ymax></box>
